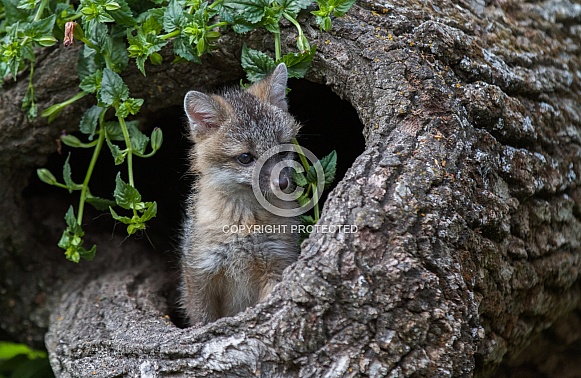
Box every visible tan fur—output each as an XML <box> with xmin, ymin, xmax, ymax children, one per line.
<box><xmin>180</xmin><ymin>64</ymin><xmax>301</xmax><ymax>325</ymax></box>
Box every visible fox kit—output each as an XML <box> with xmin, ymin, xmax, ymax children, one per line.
<box><xmin>181</xmin><ymin>63</ymin><xmax>301</xmax><ymax>325</ymax></box>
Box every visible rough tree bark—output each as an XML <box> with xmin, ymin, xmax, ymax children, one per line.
<box><xmin>1</xmin><ymin>0</ymin><xmax>580</xmax><ymax>376</ymax></box>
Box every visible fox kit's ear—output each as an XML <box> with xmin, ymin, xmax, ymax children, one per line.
<box><xmin>247</xmin><ymin>63</ymin><xmax>288</xmax><ymax>111</ymax></box>
<box><xmin>184</xmin><ymin>91</ymin><xmax>231</xmax><ymax>139</ymax></box>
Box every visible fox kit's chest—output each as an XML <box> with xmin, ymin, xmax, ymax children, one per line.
<box><xmin>191</xmin><ymin>226</ymin><xmax>298</xmax><ymax>272</ymax></box>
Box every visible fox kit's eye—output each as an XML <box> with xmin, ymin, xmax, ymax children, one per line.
<box><xmin>237</xmin><ymin>153</ymin><xmax>254</xmax><ymax>165</ymax></box>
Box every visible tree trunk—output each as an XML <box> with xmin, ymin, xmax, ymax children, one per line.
<box><xmin>1</xmin><ymin>0</ymin><xmax>580</xmax><ymax>376</ymax></box>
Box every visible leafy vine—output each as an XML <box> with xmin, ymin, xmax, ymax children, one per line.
<box><xmin>0</xmin><ymin>0</ymin><xmax>355</xmax><ymax>262</ymax></box>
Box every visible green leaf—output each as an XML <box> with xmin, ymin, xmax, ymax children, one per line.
<box><xmin>299</xmin><ymin>214</ymin><xmax>316</xmax><ymax>225</ymax></box>
<box><xmin>241</xmin><ymin>44</ymin><xmax>275</xmax><ymax>83</ymax></box>
<box><xmin>17</xmin><ymin>0</ymin><xmax>37</xmax><ymax>10</ymax></box>
<box><xmin>23</xmin><ymin>14</ymin><xmax>56</xmax><ymax>39</ymax></box>
<box><xmin>21</xmin><ymin>86</ymin><xmax>37</xmax><ymax>119</ymax></box>
<box><xmin>27</xmin><ymin>102</ymin><xmax>38</xmax><ymax>119</ymax></box>
<box><xmin>126</xmin><ymin>28</ymin><xmax>167</xmax><ymax>75</ymax></box>
<box><xmin>127</xmin><ymin>222</ymin><xmax>146</xmax><ymax>235</ymax></box>
<box><xmin>56</xmin><ymin>198</ymin><xmax>96</xmax><ymax>265</ymax></box>
<box><xmin>109</xmin><ymin>206</ymin><xmax>132</xmax><ymax>223</ymax></box>
<box><xmin>115</xmin><ymin>97</ymin><xmax>144</xmax><ymax>118</ymax></box>
<box><xmin>86</xmin><ymin>20</ymin><xmax>109</xmax><ymax>48</ymax></box>
<box><xmin>280</xmin><ymin>0</ymin><xmax>312</xmax><ymax>18</ymax></box>
<box><xmin>3</xmin><ymin>0</ymin><xmax>30</xmax><ymax>24</ymax></box>
<box><xmin>107</xmin><ymin>0</ymin><xmax>134</xmax><ymax>26</ymax></box>
<box><xmin>62</xmin><ymin>206</ymin><xmax>82</xmax><ymax>236</ymax></box>
<box><xmin>79</xmin><ymin>69</ymin><xmax>103</xmax><ymax>94</ymax></box>
<box><xmin>292</xmin><ymin>170</ymin><xmax>307</xmax><ymax>187</ymax></box>
<box><xmin>80</xmin><ymin>0</ymin><xmax>133</xmax><ymax>26</ymax></box>
<box><xmin>329</xmin><ymin>0</ymin><xmax>356</xmax><ymax>16</ymax></box>
<box><xmin>139</xmin><ymin>201</ymin><xmax>157</xmax><ymax>222</ymax></box>
<box><xmin>78</xmin><ymin>45</ymin><xmax>98</xmax><ymax>82</ymax></box>
<box><xmin>126</xmin><ymin>121</ymin><xmax>149</xmax><ymax>154</ymax></box>
<box><xmin>173</xmin><ymin>37</ymin><xmax>201</xmax><ymax>62</ymax></box>
<box><xmin>99</xmin><ymin>68</ymin><xmax>129</xmax><ymax>106</ymax></box>
<box><xmin>79</xmin><ymin>244</ymin><xmax>96</xmax><ymax>261</ymax></box>
<box><xmin>110</xmin><ymin>205</ymin><xmax>154</xmax><ymax>236</ymax></box>
<box><xmin>297</xmin><ymin>194</ymin><xmax>310</xmax><ymax>207</ymax></box>
<box><xmin>104</xmin><ymin>120</ymin><xmax>126</xmax><ymax>141</ymax></box>
<box><xmin>163</xmin><ymin>0</ymin><xmax>187</xmax><ymax>32</ymax></box>
<box><xmin>79</xmin><ymin>105</ymin><xmax>105</xmax><ymax>140</ymax></box>
<box><xmin>319</xmin><ymin>150</ymin><xmax>337</xmax><ymax>188</ymax></box>
<box><xmin>106</xmin><ymin>139</ymin><xmax>126</xmax><ymax>165</ymax></box>
<box><xmin>280</xmin><ymin>46</ymin><xmax>316</xmax><ymax>78</ymax></box>
<box><xmin>312</xmin><ymin>0</ymin><xmax>354</xmax><ymax>30</ymax></box>
<box><xmin>113</xmin><ymin>172</ymin><xmax>141</xmax><ymax>209</ymax></box>
<box><xmin>221</xmin><ymin>0</ymin><xmax>270</xmax><ymax>25</ymax></box>
<box><xmin>304</xmin><ymin>165</ymin><xmax>316</xmax><ymax>184</ymax></box>
<box><xmin>37</xmin><ymin>168</ymin><xmax>57</xmax><ymax>186</ymax></box>
<box><xmin>86</xmin><ymin>194</ymin><xmax>116</xmax><ymax>210</ymax></box>
<box><xmin>135</xmin><ymin>56</ymin><xmax>147</xmax><ymax>76</ymax></box>
<box><xmin>64</xmin><ymin>205</ymin><xmax>76</xmax><ymax>229</ymax></box>
<box><xmin>314</xmin><ymin>14</ymin><xmax>331</xmax><ymax>31</ymax></box>
<box><xmin>141</xmin><ymin>12</ymin><xmax>164</xmax><ymax>34</ymax></box>
<box><xmin>63</xmin><ymin>154</ymin><xmax>78</xmax><ymax>193</ymax></box>
<box><xmin>106</xmin><ymin>33</ymin><xmax>130</xmax><ymax>73</ymax></box>
<box><xmin>0</xmin><ymin>342</ymin><xmax>47</xmax><ymax>360</ymax></box>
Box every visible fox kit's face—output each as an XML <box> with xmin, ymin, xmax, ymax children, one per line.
<box><xmin>184</xmin><ymin>64</ymin><xmax>300</xmax><ymax>197</ymax></box>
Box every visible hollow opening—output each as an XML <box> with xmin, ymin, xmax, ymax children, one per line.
<box><xmin>23</xmin><ymin>78</ymin><xmax>365</xmax><ymax>327</ymax></box>
<box><xmin>287</xmin><ymin>78</ymin><xmax>366</xmax><ymax>206</ymax></box>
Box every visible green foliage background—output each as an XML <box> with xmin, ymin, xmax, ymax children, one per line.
<box><xmin>0</xmin><ymin>342</ymin><xmax>53</xmax><ymax>378</ymax></box>
<box><xmin>0</xmin><ymin>0</ymin><xmax>353</xmax><ymax>261</ymax></box>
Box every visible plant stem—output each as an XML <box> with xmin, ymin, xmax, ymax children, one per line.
<box><xmin>67</xmin><ymin>13</ymin><xmax>82</xmax><ymax>21</ymax></box>
<box><xmin>77</xmin><ymin>113</ymin><xmax>106</xmax><ymax>226</ymax></box>
<box><xmin>274</xmin><ymin>31</ymin><xmax>281</xmax><ymax>61</ymax></box>
<box><xmin>282</xmin><ymin>11</ymin><xmax>305</xmax><ymax>47</ymax></box>
<box><xmin>133</xmin><ymin>150</ymin><xmax>157</xmax><ymax>159</ymax></box>
<box><xmin>79</xmin><ymin>37</ymin><xmax>98</xmax><ymax>50</ymax></box>
<box><xmin>292</xmin><ymin>138</ymin><xmax>309</xmax><ymax>170</ymax></box>
<box><xmin>159</xmin><ymin>29</ymin><xmax>180</xmax><ymax>40</ymax></box>
<box><xmin>61</xmin><ymin>91</ymin><xmax>89</xmax><ymax>106</ymax></box>
<box><xmin>312</xmin><ymin>184</ymin><xmax>320</xmax><ymax>221</ymax></box>
<box><xmin>207</xmin><ymin>21</ymin><xmax>228</xmax><ymax>30</ymax></box>
<box><xmin>41</xmin><ymin>91</ymin><xmax>89</xmax><ymax>119</ymax></box>
<box><xmin>208</xmin><ymin>0</ymin><xmax>224</xmax><ymax>9</ymax></box>
<box><xmin>33</xmin><ymin>0</ymin><xmax>49</xmax><ymax>21</ymax></box>
<box><xmin>117</xmin><ymin>115</ymin><xmax>135</xmax><ymax>187</ymax></box>
<box><xmin>26</xmin><ymin>62</ymin><xmax>35</xmax><ymax>109</ymax></box>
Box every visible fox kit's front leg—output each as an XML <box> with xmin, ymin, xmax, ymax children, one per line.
<box><xmin>180</xmin><ymin>265</ymin><xmax>221</xmax><ymax>324</ymax></box>
<box><xmin>180</xmin><ymin>63</ymin><xmax>301</xmax><ymax>326</ymax></box>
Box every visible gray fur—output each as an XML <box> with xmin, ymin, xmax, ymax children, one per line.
<box><xmin>180</xmin><ymin>64</ymin><xmax>301</xmax><ymax>325</ymax></box>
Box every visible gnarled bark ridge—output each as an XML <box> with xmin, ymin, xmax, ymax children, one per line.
<box><xmin>1</xmin><ymin>0</ymin><xmax>580</xmax><ymax>376</ymax></box>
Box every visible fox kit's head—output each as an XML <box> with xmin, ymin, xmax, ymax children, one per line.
<box><xmin>184</xmin><ymin>63</ymin><xmax>301</xmax><ymax>203</ymax></box>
